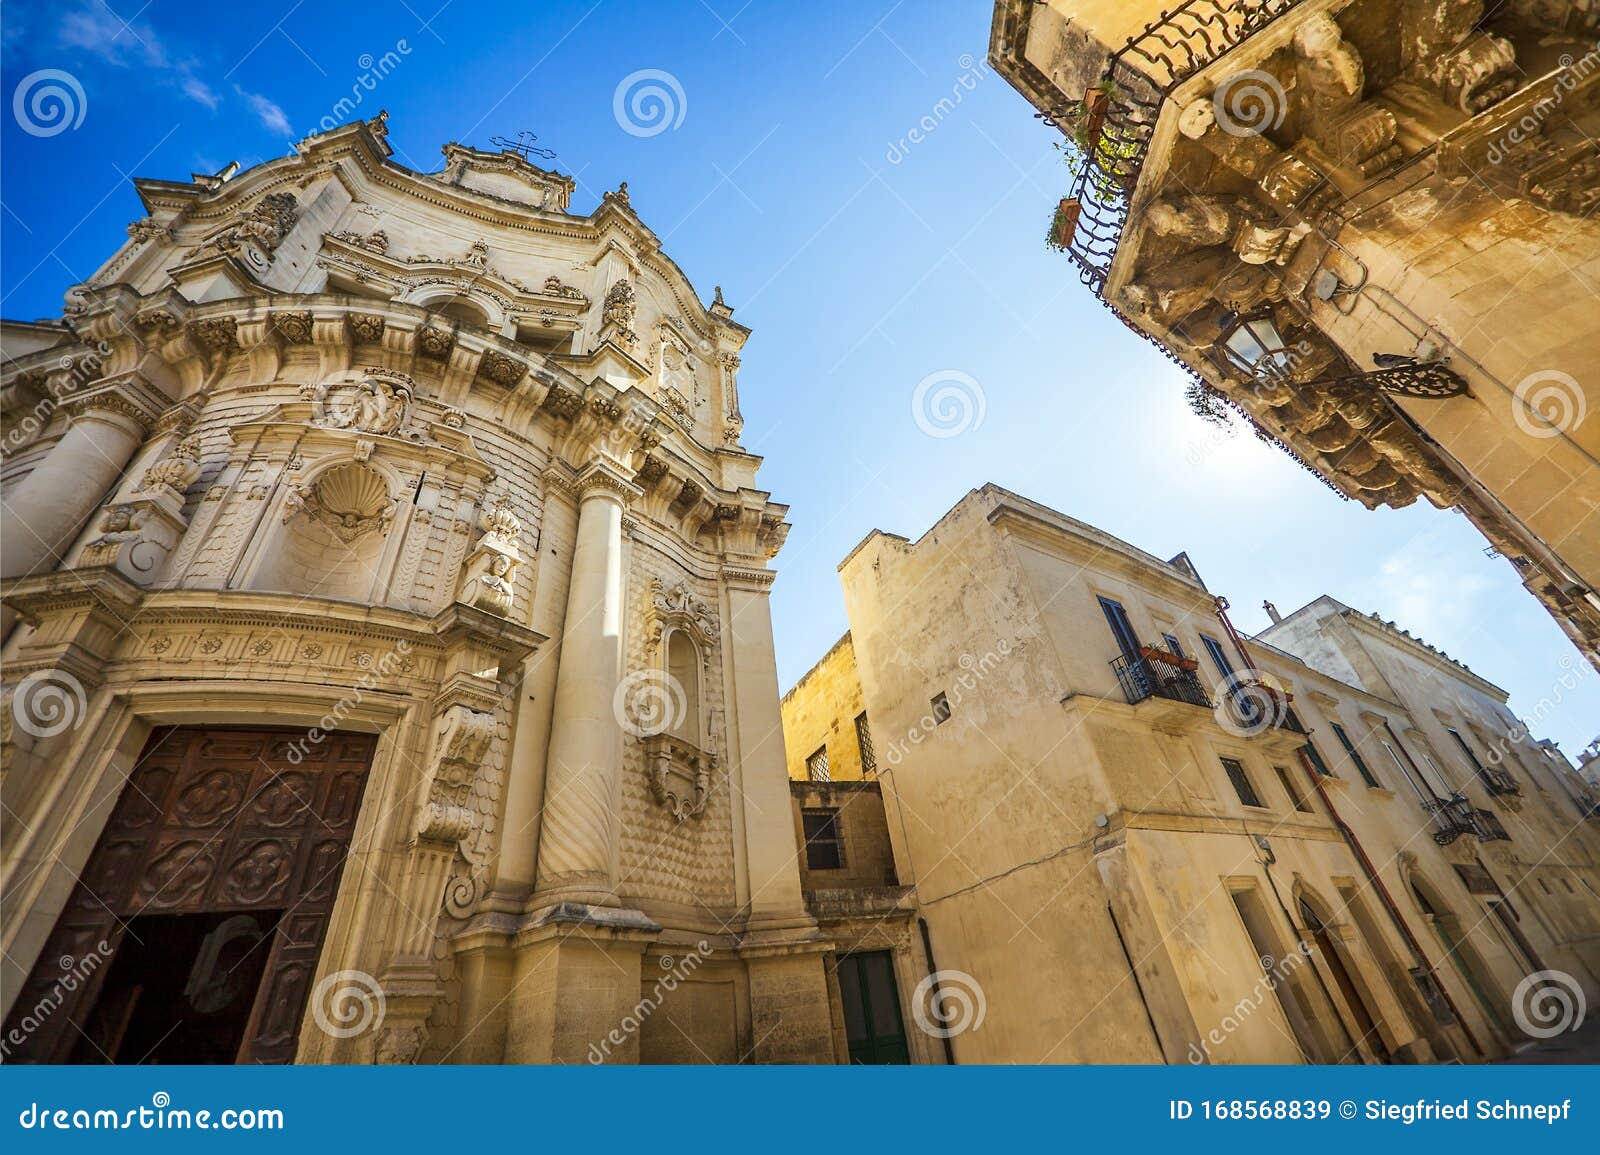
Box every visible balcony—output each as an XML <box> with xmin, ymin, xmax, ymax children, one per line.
<box><xmin>1424</xmin><ymin>794</ymin><xmax>1511</xmax><ymax>846</ymax></box>
<box><xmin>1111</xmin><ymin>652</ymin><xmax>1211</xmax><ymax>710</ymax></box>
<box><xmin>1477</xmin><ymin>766</ymin><xmax>1521</xmax><ymax>797</ymax></box>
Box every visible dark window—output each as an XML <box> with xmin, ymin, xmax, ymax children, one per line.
<box><xmin>1098</xmin><ymin>596</ymin><xmax>1142</xmax><ymax>661</ymax></box>
<box><xmin>1162</xmin><ymin>633</ymin><xmax>1187</xmax><ymax>658</ymax></box>
<box><xmin>854</xmin><ymin>712</ymin><xmax>877</xmax><ymax>777</ymax></box>
<box><xmin>1201</xmin><ymin>634</ymin><xmax>1234</xmax><ymax>679</ymax></box>
<box><xmin>931</xmin><ymin>692</ymin><xmax>951</xmax><ymax>725</ymax></box>
<box><xmin>802</xmin><ymin>808</ymin><xmax>844</xmax><ymax>870</ymax></box>
<box><xmin>1331</xmin><ymin>723</ymin><xmax>1380</xmax><ymax>788</ymax></box>
<box><xmin>1221</xmin><ymin>757</ymin><xmax>1265</xmax><ymax>808</ymax></box>
<box><xmin>1275</xmin><ymin>766</ymin><xmax>1313</xmax><ymax>813</ymax></box>
<box><xmin>1302</xmin><ymin>740</ymin><xmax>1334</xmax><ymax>777</ymax></box>
<box><xmin>835</xmin><ymin>951</ymin><xmax>909</xmax><ymax>1064</ymax></box>
<box><xmin>806</xmin><ymin>746</ymin><xmax>830</xmax><ymax>782</ymax></box>
<box><xmin>1447</xmin><ymin>727</ymin><xmax>1489</xmax><ymax>774</ymax></box>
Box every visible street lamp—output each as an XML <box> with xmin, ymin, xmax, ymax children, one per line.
<box><xmin>1215</xmin><ymin>307</ymin><xmax>1297</xmax><ymax>383</ymax></box>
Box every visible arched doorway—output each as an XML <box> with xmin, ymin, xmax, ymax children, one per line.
<box><xmin>3</xmin><ymin>726</ymin><xmax>375</xmax><ymax>1063</ymax></box>
<box><xmin>1298</xmin><ymin>895</ymin><xmax>1391</xmax><ymax>1063</ymax></box>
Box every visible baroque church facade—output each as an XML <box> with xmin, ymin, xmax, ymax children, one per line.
<box><xmin>0</xmin><ymin>113</ymin><xmax>835</xmax><ymax>1064</ymax></box>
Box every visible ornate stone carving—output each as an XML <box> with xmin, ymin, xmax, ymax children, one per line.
<box><xmin>416</xmin><ymin>705</ymin><xmax>497</xmax><ymax>845</ymax></box>
<box><xmin>416</xmin><ymin>327</ymin><xmax>454</xmax><ymax>360</ymax></box>
<box><xmin>271</xmin><ymin>310</ymin><xmax>314</xmax><ymax>344</ymax></box>
<box><xmin>328</xmin><ymin>228</ymin><xmax>389</xmax><ymax>254</ymax></box>
<box><xmin>138</xmin><ymin>435</ymin><xmax>203</xmax><ymax>496</ymax></box>
<box><xmin>542</xmin><ymin>273</ymin><xmax>586</xmax><ymax>300</ymax></box>
<box><xmin>306</xmin><ymin>369</ymin><xmax>415</xmax><ymax>436</ymax></box>
<box><xmin>601</xmin><ymin>278</ymin><xmax>638</xmax><ymax>349</ymax></box>
<box><xmin>127</xmin><ymin>217</ymin><xmax>170</xmax><ymax>243</ymax></box>
<box><xmin>208</xmin><ymin>192</ymin><xmax>299</xmax><ymax>263</ymax></box>
<box><xmin>283</xmin><ymin>461</ymin><xmax>396</xmax><ymax>543</ymax></box>
<box><xmin>348</xmin><ymin>313</ymin><xmax>386</xmax><ymax>342</ymax></box>
<box><xmin>643</xmin><ymin>733</ymin><xmax>712</xmax><ymax>822</ymax></box>
<box><xmin>1293</xmin><ymin>14</ymin><xmax>1400</xmax><ymax>178</ymax></box>
<box><xmin>456</xmin><ymin>493</ymin><xmax>523</xmax><ymax>617</ymax></box>
<box><xmin>192</xmin><ymin>317</ymin><xmax>239</xmax><ymax>354</ymax></box>
<box><xmin>644</xmin><ymin>577</ymin><xmax>718</xmax><ymax>655</ymax></box>
<box><xmin>478</xmin><ymin>349</ymin><xmax>526</xmax><ymax>387</ymax></box>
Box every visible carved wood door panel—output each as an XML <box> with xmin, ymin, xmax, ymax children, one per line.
<box><xmin>4</xmin><ymin>726</ymin><xmax>375</xmax><ymax>1063</ymax></box>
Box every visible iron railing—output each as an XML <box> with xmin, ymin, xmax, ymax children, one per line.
<box><xmin>1477</xmin><ymin>765</ymin><xmax>1521</xmax><ymax>797</ymax></box>
<box><xmin>1053</xmin><ymin>0</ymin><xmax>1306</xmax><ymax>293</ymax></box>
<box><xmin>1424</xmin><ymin>794</ymin><xmax>1512</xmax><ymax>845</ymax></box>
<box><xmin>1111</xmin><ymin>652</ymin><xmax>1212</xmax><ymax>709</ymax></box>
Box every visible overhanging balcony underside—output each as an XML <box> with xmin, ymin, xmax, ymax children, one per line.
<box><xmin>1424</xmin><ymin>794</ymin><xmax>1511</xmax><ymax>846</ymax></box>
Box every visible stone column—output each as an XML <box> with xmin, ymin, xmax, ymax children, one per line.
<box><xmin>723</xmin><ymin>569</ymin><xmax>814</xmax><ymax>928</ymax></box>
<box><xmin>533</xmin><ymin>461</ymin><xmax>639</xmax><ymax>904</ymax></box>
<box><xmin>2</xmin><ymin>397</ymin><xmax>149</xmax><ymax>580</ymax></box>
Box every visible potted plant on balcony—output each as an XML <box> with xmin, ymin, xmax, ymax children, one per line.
<box><xmin>1046</xmin><ymin>196</ymin><xmax>1081</xmax><ymax>252</ymax></box>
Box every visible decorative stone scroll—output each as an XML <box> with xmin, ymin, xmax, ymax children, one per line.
<box><xmin>644</xmin><ymin>577</ymin><xmax>718</xmax><ymax>656</ymax></box>
<box><xmin>302</xmin><ymin>369</ymin><xmax>416</xmax><ymax>437</ymax></box>
<box><xmin>416</xmin><ymin>704</ymin><xmax>497</xmax><ymax>846</ymax></box>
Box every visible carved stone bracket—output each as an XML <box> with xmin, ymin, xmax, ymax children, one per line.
<box><xmin>643</xmin><ymin>733</ymin><xmax>713</xmax><ymax>822</ymax></box>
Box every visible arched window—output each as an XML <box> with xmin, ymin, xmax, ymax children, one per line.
<box><xmin>666</xmin><ymin>629</ymin><xmax>702</xmax><ymax>747</ymax></box>
<box><xmin>436</xmin><ymin>297</ymin><xmax>490</xmax><ymax>328</ymax></box>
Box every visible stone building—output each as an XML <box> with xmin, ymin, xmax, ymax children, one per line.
<box><xmin>0</xmin><ymin>114</ymin><xmax>837</xmax><ymax>1064</ymax></box>
<box><xmin>783</xmin><ymin>483</ymin><xmax>1600</xmax><ymax>1063</ymax></box>
<box><xmin>989</xmin><ymin>0</ymin><xmax>1600</xmax><ymax>668</ymax></box>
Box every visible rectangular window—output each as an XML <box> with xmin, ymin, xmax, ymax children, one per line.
<box><xmin>1162</xmin><ymin>633</ymin><xmax>1187</xmax><ymax>658</ymax></box>
<box><xmin>1447</xmin><ymin>727</ymin><xmax>1484</xmax><ymax>772</ymax></box>
<box><xmin>854</xmin><ymin>712</ymin><xmax>877</xmax><ymax>777</ymax></box>
<box><xmin>1331</xmin><ymin>723</ymin><xmax>1380</xmax><ymax>788</ymax></box>
<box><xmin>801</xmin><ymin>808</ymin><xmax>844</xmax><ymax>870</ymax></box>
<box><xmin>1098</xmin><ymin>596</ymin><xmax>1141</xmax><ymax>660</ymax></box>
<box><xmin>931</xmin><ymin>692</ymin><xmax>951</xmax><ymax>725</ymax></box>
<box><xmin>1200</xmin><ymin>634</ymin><xmax>1234</xmax><ymax>679</ymax></box>
<box><xmin>806</xmin><ymin>746</ymin><xmax>830</xmax><ymax>782</ymax></box>
<box><xmin>1220</xmin><ymin>756</ymin><xmax>1265</xmax><ymax>808</ymax></box>
<box><xmin>1302</xmin><ymin>739</ymin><xmax>1334</xmax><ymax>777</ymax></box>
<box><xmin>1275</xmin><ymin>766</ymin><xmax>1313</xmax><ymax>813</ymax></box>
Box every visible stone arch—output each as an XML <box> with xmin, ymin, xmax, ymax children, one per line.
<box><xmin>402</xmin><ymin>285</ymin><xmax>505</xmax><ymax>332</ymax></box>
<box><xmin>1403</xmin><ymin>863</ymin><xmax>1516</xmax><ymax>1046</ymax></box>
<box><xmin>1292</xmin><ymin>879</ymin><xmax>1393</xmax><ymax>1063</ymax></box>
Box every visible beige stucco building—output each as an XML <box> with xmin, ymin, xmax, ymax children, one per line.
<box><xmin>989</xmin><ymin>0</ymin><xmax>1600</xmax><ymax>669</ymax></box>
<box><xmin>783</xmin><ymin>483</ymin><xmax>1600</xmax><ymax>1064</ymax></box>
<box><xmin>0</xmin><ymin>114</ymin><xmax>838</xmax><ymax>1064</ymax></box>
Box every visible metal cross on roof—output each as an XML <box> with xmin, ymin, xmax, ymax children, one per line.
<box><xmin>490</xmin><ymin>131</ymin><xmax>557</xmax><ymax>162</ymax></box>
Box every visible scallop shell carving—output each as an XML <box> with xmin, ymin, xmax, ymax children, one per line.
<box><xmin>288</xmin><ymin>462</ymin><xmax>395</xmax><ymax>542</ymax></box>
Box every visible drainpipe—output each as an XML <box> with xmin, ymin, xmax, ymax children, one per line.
<box><xmin>917</xmin><ymin>918</ymin><xmax>957</xmax><ymax>1066</ymax></box>
<box><xmin>1294</xmin><ymin>748</ymin><xmax>1484</xmax><ymax>1058</ymax></box>
<box><xmin>1214</xmin><ymin>595</ymin><xmax>1261</xmax><ymax>675</ymax></box>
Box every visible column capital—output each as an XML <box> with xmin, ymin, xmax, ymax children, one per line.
<box><xmin>62</xmin><ymin>381</ymin><xmax>164</xmax><ymax>434</ymax></box>
<box><xmin>573</xmin><ymin>459</ymin><xmax>642</xmax><ymax>504</ymax></box>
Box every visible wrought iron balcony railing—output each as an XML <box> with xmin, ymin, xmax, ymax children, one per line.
<box><xmin>1111</xmin><ymin>652</ymin><xmax>1212</xmax><ymax>710</ymax></box>
<box><xmin>1477</xmin><ymin>765</ymin><xmax>1521</xmax><ymax>797</ymax></box>
<box><xmin>1423</xmin><ymin>794</ymin><xmax>1511</xmax><ymax>845</ymax></box>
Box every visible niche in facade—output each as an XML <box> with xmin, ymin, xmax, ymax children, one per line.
<box><xmin>251</xmin><ymin>460</ymin><xmax>397</xmax><ymax>602</ymax></box>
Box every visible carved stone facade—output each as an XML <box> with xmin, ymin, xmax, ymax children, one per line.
<box><xmin>0</xmin><ymin>118</ymin><xmax>831</xmax><ymax>1064</ymax></box>
<box><xmin>991</xmin><ymin>0</ymin><xmax>1600</xmax><ymax>670</ymax></box>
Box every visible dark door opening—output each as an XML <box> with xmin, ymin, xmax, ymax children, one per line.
<box><xmin>836</xmin><ymin>951</ymin><xmax>910</xmax><ymax>1064</ymax></box>
<box><xmin>72</xmin><ymin>910</ymin><xmax>282</xmax><ymax>1064</ymax></box>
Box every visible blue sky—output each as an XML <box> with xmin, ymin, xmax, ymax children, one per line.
<box><xmin>3</xmin><ymin>0</ymin><xmax>1594</xmax><ymax>755</ymax></box>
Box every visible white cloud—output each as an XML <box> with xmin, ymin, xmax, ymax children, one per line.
<box><xmin>237</xmin><ymin>88</ymin><xmax>292</xmax><ymax>137</ymax></box>
<box><xmin>182</xmin><ymin>75</ymin><xmax>219</xmax><ymax>110</ymax></box>
<box><xmin>59</xmin><ymin>3</ymin><xmax>166</xmax><ymax>68</ymax></box>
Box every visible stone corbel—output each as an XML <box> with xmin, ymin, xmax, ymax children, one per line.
<box><xmin>643</xmin><ymin>576</ymin><xmax>718</xmax><ymax>658</ymax></box>
<box><xmin>643</xmin><ymin>733</ymin><xmax>713</xmax><ymax>821</ymax></box>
